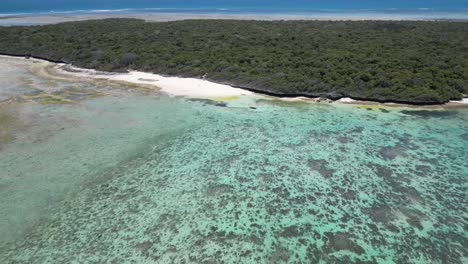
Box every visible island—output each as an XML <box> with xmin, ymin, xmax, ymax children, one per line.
<box><xmin>0</xmin><ymin>18</ymin><xmax>467</xmax><ymax>104</ymax></box>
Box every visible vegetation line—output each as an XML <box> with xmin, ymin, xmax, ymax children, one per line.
<box><xmin>0</xmin><ymin>18</ymin><xmax>467</xmax><ymax>104</ymax></box>
<box><xmin>202</xmin><ymin>78</ymin><xmax>451</xmax><ymax>105</ymax></box>
<box><xmin>0</xmin><ymin>53</ymin><xmax>462</xmax><ymax>106</ymax></box>
<box><xmin>0</xmin><ymin>52</ymin><xmax>68</xmax><ymax>64</ymax></box>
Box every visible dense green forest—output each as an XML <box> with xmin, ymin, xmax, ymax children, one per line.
<box><xmin>0</xmin><ymin>19</ymin><xmax>467</xmax><ymax>103</ymax></box>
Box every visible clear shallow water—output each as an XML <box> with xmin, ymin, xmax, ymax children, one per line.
<box><xmin>0</xmin><ymin>58</ymin><xmax>467</xmax><ymax>263</ymax></box>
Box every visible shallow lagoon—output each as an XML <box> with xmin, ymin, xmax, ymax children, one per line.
<box><xmin>0</xmin><ymin>57</ymin><xmax>467</xmax><ymax>263</ymax></box>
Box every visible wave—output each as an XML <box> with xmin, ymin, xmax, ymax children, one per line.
<box><xmin>0</xmin><ymin>12</ymin><xmax>31</xmax><ymax>17</ymax></box>
<box><xmin>1</xmin><ymin>7</ymin><xmax>467</xmax><ymax>18</ymax></box>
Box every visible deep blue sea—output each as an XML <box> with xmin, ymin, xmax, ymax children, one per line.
<box><xmin>1</xmin><ymin>0</ymin><xmax>467</xmax><ymax>17</ymax></box>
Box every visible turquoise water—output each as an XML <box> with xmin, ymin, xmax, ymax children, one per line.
<box><xmin>1</xmin><ymin>0</ymin><xmax>468</xmax><ymax>21</ymax></box>
<box><xmin>1</xmin><ymin>0</ymin><xmax>468</xmax><ymax>14</ymax></box>
<box><xmin>0</xmin><ymin>59</ymin><xmax>467</xmax><ymax>263</ymax></box>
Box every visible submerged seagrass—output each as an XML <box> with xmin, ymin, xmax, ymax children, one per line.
<box><xmin>0</xmin><ymin>19</ymin><xmax>467</xmax><ymax>103</ymax></box>
<box><xmin>0</xmin><ymin>57</ymin><xmax>467</xmax><ymax>263</ymax></box>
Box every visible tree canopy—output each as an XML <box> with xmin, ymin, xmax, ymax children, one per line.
<box><xmin>0</xmin><ymin>18</ymin><xmax>467</xmax><ymax>104</ymax></box>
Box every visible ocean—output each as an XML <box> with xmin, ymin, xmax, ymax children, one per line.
<box><xmin>0</xmin><ymin>1</ymin><xmax>467</xmax><ymax>262</ymax></box>
<box><xmin>0</xmin><ymin>55</ymin><xmax>467</xmax><ymax>262</ymax></box>
<box><xmin>1</xmin><ymin>0</ymin><xmax>468</xmax><ymax>18</ymax></box>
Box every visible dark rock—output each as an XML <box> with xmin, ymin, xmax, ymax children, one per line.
<box><xmin>188</xmin><ymin>98</ymin><xmax>227</xmax><ymax>107</ymax></box>
<box><xmin>337</xmin><ymin>136</ymin><xmax>351</xmax><ymax>144</ymax></box>
<box><xmin>350</xmin><ymin>127</ymin><xmax>364</xmax><ymax>134</ymax></box>
<box><xmin>400</xmin><ymin>208</ymin><xmax>426</xmax><ymax>230</ymax></box>
<box><xmin>326</xmin><ymin>232</ymin><xmax>365</xmax><ymax>255</ymax></box>
<box><xmin>269</xmin><ymin>245</ymin><xmax>290</xmax><ymax>262</ymax></box>
<box><xmin>386</xmin><ymin>224</ymin><xmax>400</xmax><ymax>233</ymax></box>
<box><xmin>378</xmin><ymin>145</ymin><xmax>407</xmax><ymax>160</ymax></box>
<box><xmin>341</xmin><ymin>189</ymin><xmax>356</xmax><ymax>200</ymax></box>
<box><xmin>278</xmin><ymin>225</ymin><xmax>302</xmax><ymax>238</ymax></box>
<box><xmin>400</xmin><ymin>110</ymin><xmax>458</xmax><ymax>118</ymax></box>
<box><xmin>206</xmin><ymin>184</ymin><xmax>232</xmax><ymax>196</ymax></box>
<box><xmin>134</xmin><ymin>241</ymin><xmax>153</xmax><ymax>252</ymax></box>
<box><xmin>308</xmin><ymin>159</ymin><xmax>335</xmax><ymax>178</ymax></box>
<box><xmin>369</xmin><ymin>164</ymin><xmax>394</xmax><ymax>177</ymax></box>
<box><xmin>367</xmin><ymin>204</ymin><xmax>394</xmax><ymax>223</ymax></box>
<box><xmin>215</xmin><ymin>102</ymin><xmax>227</xmax><ymax>107</ymax></box>
<box><xmin>461</xmin><ymin>133</ymin><xmax>468</xmax><ymax>141</ymax></box>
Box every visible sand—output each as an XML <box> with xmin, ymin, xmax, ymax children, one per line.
<box><xmin>1</xmin><ymin>11</ymin><xmax>468</xmax><ymax>26</ymax></box>
<box><xmin>336</xmin><ymin>97</ymin><xmax>356</xmax><ymax>103</ymax></box>
<box><xmin>449</xmin><ymin>98</ymin><xmax>468</xmax><ymax>104</ymax></box>
<box><xmin>1</xmin><ymin>55</ymin><xmax>466</xmax><ymax>108</ymax></box>
<box><xmin>56</xmin><ymin>65</ymin><xmax>253</xmax><ymax>98</ymax></box>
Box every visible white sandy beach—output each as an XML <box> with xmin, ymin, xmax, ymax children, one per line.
<box><xmin>56</xmin><ymin>64</ymin><xmax>253</xmax><ymax>99</ymax></box>
<box><xmin>449</xmin><ymin>98</ymin><xmax>468</xmax><ymax>104</ymax></box>
<box><xmin>0</xmin><ymin>55</ymin><xmax>253</xmax><ymax>99</ymax></box>
<box><xmin>1</xmin><ymin>55</ymin><xmax>466</xmax><ymax>107</ymax></box>
<box><xmin>336</xmin><ymin>97</ymin><xmax>356</xmax><ymax>103</ymax></box>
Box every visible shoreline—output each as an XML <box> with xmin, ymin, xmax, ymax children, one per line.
<box><xmin>1</xmin><ymin>54</ymin><xmax>467</xmax><ymax>108</ymax></box>
<box><xmin>56</xmin><ymin>64</ymin><xmax>254</xmax><ymax>99</ymax></box>
<box><xmin>1</xmin><ymin>12</ymin><xmax>468</xmax><ymax>26</ymax></box>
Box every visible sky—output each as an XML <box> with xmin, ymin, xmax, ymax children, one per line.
<box><xmin>1</xmin><ymin>0</ymin><xmax>467</xmax><ymax>13</ymax></box>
